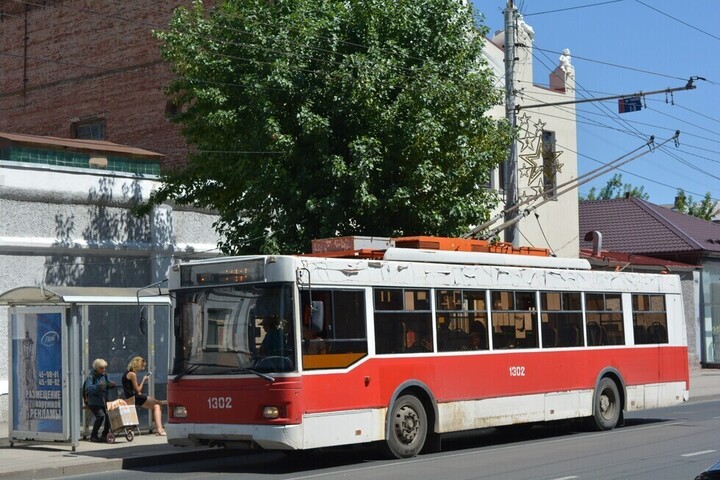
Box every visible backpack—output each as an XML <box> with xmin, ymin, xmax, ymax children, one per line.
<box><xmin>82</xmin><ymin>377</ymin><xmax>90</xmax><ymax>405</ymax></box>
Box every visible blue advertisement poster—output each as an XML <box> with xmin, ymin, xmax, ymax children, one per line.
<box><xmin>12</xmin><ymin>310</ymin><xmax>64</xmax><ymax>435</ymax></box>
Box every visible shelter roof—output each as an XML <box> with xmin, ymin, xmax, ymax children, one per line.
<box><xmin>0</xmin><ymin>286</ymin><xmax>169</xmax><ymax>306</ymax></box>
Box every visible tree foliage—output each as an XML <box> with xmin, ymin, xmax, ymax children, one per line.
<box><xmin>148</xmin><ymin>0</ymin><xmax>511</xmax><ymax>254</ymax></box>
<box><xmin>581</xmin><ymin>174</ymin><xmax>649</xmax><ymax>201</ymax></box>
<box><xmin>674</xmin><ymin>190</ymin><xmax>718</xmax><ymax>221</ymax></box>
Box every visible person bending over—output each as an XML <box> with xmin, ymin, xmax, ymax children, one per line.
<box><xmin>84</xmin><ymin>358</ymin><xmax>114</xmax><ymax>442</ymax></box>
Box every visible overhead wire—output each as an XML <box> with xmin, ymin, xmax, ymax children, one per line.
<box><xmin>518</xmin><ymin>104</ymin><xmax>720</xmax><ymax>201</ymax></box>
<box><xmin>518</xmin><ymin>89</ymin><xmax>720</xmax><ymax>199</ymax></box>
<box><xmin>533</xmin><ymin>44</ymin><xmax>699</xmax><ymax>171</ymax></box>
<box><xmin>466</xmin><ymin>136</ymin><xmax>658</xmax><ymax>237</ymax></box>
<box><xmin>516</xmin><ymin>40</ymin><xmax>719</xmax><ymax>204</ymax></box>
<box><xmin>5</xmin><ymin>0</ymin><xmax>718</xmax><ymax>201</ymax></box>
<box><xmin>523</xmin><ymin>1</ymin><xmax>626</xmax><ymax>17</ymax></box>
<box><xmin>524</xmin><ymin>0</ymin><xmax>720</xmax><ymax>202</ymax></box>
<box><xmin>634</xmin><ymin>0</ymin><xmax>720</xmax><ymax>42</ymax></box>
<box><xmin>468</xmin><ymin>133</ymin><xmax>680</xmax><ymax>240</ymax></box>
<box><xmin>532</xmin><ymin>47</ymin><xmax>691</xmax><ymax>83</ymax></box>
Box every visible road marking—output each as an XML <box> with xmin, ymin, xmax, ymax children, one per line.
<box><xmin>682</xmin><ymin>450</ymin><xmax>716</xmax><ymax>457</ymax></box>
<box><xmin>549</xmin><ymin>477</ymin><xmax>578</xmax><ymax>480</ymax></box>
<box><xmin>286</xmin><ymin>421</ymin><xmax>685</xmax><ymax>480</ymax></box>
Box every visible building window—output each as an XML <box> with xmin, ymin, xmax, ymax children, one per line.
<box><xmin>71</xmin><ymin>118</ymin><xmax>105</xmax><ymax>140</ymax></box>
<box><xmin>542</xmin><ymin>130</ymin><xmax>558</xmax><ymax>198</ymax></box>
<box><xmin>498</xmin><ymin>160</ymin><xmax>506</xmax><ymax>193</ymax></box>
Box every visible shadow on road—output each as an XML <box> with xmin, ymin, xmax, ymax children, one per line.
<box><xmin>128</xmin><ymin>418</ymin><xmax>674</xmax><ymax>476</ymax></box>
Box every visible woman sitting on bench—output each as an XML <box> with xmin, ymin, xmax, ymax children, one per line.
<box><xmin>121</xmin><ymin>356</ymin><xmax>166</xmax><ymax>436</ymax></box>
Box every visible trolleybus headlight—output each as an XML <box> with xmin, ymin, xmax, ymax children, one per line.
<box><xmin>263</xmin><ymin>406</ymin><xmax>280</xmax><ymax>419</ymax></box>
<box><xmin>174</xmin><ymin>405</ymin><xmax>188</xmax><ymax>418</ymax></box>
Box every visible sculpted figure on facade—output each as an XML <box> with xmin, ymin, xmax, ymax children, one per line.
<box><xmin>559</xmin><ymin>48</ymin><xmax>575</xmax><ymax>77</ymax></box>
<box><xmin>517</xmin><ymin>14</ymin><xmax>535</xmax><ymax>42</ymax></box>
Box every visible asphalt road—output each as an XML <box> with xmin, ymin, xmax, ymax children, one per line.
<box><xmin>50</xmin><ymin>399</ymin><xmax>720</xmax><ymax>480</ymax></box>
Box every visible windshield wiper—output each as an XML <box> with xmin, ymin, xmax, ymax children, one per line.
<box><xmin>172</xmin><ymin>362</ymin><xmax>237</xmax><ymax>383</ymax></box>
<box><xmin>233</xmin><ymin>368</ymin><xmax>276</xmax><ymax>383</ymax></box>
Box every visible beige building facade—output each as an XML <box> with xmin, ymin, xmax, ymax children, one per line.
<box><xmin>483</xmin><ymin>15</ymin><xmax>580</xmax><ymax>258</ymax></box>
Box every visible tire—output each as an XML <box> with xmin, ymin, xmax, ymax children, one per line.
<box><xmin>591</xmin><ymin>377</ymin><xmax>621</xmax><ymax>431</ymax></box>
<box><xmin>125</xmin><ymin>430</ymin><xmax>134</xmax><ymax>442</ymax></box>
<box><xmin>106</xmin><ymin>432</ymin><xmax>115</xmax><ymax>444</ymax></box>
<box><xmin>384</xmin><ymin>395</ymin><xmax>427</xmax><ymax>459</ymax></box>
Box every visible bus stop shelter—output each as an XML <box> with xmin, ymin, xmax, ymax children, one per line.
<box><xmin>0</xmin><ymin>285</ymin><xmax>170</xmax><ymax>449</ymax></box>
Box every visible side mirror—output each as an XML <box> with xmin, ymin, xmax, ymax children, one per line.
<box><xmin>139</xmin><ymin>306</ymin><xmax>147</xmax><ymax>335</ymax></box>
<box><xmin>310</xmin><ymin>301</ymin><xmax>324</xmax><ymax>333</ymax></box>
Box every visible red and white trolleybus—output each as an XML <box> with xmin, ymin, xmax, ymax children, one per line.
<box><xmin>165</xmin><ymin>236</ymin><xmax>689</xmax><ymax>458</ymax></box>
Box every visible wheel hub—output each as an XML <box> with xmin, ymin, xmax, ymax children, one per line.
<box><xmin>395</xmin><ymin>405</ymin><xmax>420</xmax><ymax>444</ymax></box>
<box><xmin>600</xmin><ymin>394</ymin><xmax>610</xmax><ymax>414</ymax></box>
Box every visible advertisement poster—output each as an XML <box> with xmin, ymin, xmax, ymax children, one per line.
<box><xmin>11</xmin><ymin>310</ymin><xmax>64</xmax><ymax>435</ymax></box>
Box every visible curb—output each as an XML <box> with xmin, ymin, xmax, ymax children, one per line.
<box><xmin>0</xmin><ymin>446</ymin><xmax>233</xmax><ymax>480</ymax></box>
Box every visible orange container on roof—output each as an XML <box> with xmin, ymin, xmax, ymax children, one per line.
<box><xmin>393</xmin><ymin>236</ymin><xmax>491</xmax><ymax>252</ymax></box>
<box><xmin>393</xmin><ymin>236</ymin><xmax>550</xmax><ymax>257</ymax></box>
<box><xmin>306</xmin><ymin>235</ymin><xmax>550</xmax><ymax>258</ymax></box>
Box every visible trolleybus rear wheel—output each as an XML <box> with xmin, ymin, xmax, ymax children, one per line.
<box><xmin>385</xmin><ymin>394</ymin><xmax>427</xmax><ymax>459</ymax></box>
<box><xmin>592</xmin><ymin>377</ymin><xmax>621</xmax><ymax>431</ymax></box>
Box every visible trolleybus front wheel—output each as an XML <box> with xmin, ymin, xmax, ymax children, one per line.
<box><xmin>385</xmin><ymin>394</ymin><xmax>427</xmax><ymax>459</ymax></box>
<box><xmin>592</xmin><ymin>377</ymin><xmax>621</xmax><ymax>431</ymax></box>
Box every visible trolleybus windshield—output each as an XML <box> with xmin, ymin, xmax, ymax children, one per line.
<box><xmin>172</xmin><ymin>283</ymin><xmax>296</xmax><ymax>376</ymax></box>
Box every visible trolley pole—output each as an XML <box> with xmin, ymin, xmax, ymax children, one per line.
<box><xmin>503</xmin><ymin>1</ymin><xmax>519</xmax><ymax>247</ymax></box>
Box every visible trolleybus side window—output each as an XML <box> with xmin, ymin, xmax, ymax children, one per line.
<box><xmin>632</xmin><ymin>294</ymin><xmax>668</xmax><ymax>344</ymax></box>
<box><xmin>374</xmin><ymin>288</ymin><xmax>432</xmax><ymax>354</ymax></box>
<box><xmin>586</xmin><ymin>293</ymin><xmax>625</xmax><ymax>346</ymax></box>
<box><xmin>491</xmin><ymin>290</ymin><xmax>538</xmax><ymax>349</ymax></box>
<box><xmin>436</xmin><ymin>289</ymin><xmax>488</xmax><ymax>352</ymax></box>
<box><xmin>300</xmin><ymin>289</ymin><xmax>368</xmax><ymax>369</ymax></box>
<box><xmin>540</xmin><ymin>292</ymin><xmax>583</xmax><ymax>348</ymax></box>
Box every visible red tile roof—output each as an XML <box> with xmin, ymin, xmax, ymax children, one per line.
<box><xmin>579</xmin><ymin>197</ymin><xmax>720</xmax><ymax>255</ymax></box>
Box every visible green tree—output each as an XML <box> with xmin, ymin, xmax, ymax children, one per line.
<box><xmin>581</xmin><ymin>174</ymin><xmax>649</xmax><ymax>201</ymax></box>
<box><xmin>674</xmin><ymin>190</ymin><xmax>718</xmax><ymax>221</ymax></box>
<box><xmin>146</xmin><ymin>0</ymin><xmax>511</xmax><ymax>254</ymax></box>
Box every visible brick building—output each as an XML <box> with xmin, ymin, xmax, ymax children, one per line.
<box><xmin>0</xmin><ymin>0</ymin><xmax>191</xmax><ymax>170</ymax></box>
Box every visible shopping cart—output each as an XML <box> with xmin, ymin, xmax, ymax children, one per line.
<box><xmin>105</xmin><ymin>396</ymin><xmax>139</xmax><ymax>443</ymax></box>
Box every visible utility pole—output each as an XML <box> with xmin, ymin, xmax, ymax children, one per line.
<box><xmin>503</xmin><ymin>1</ymin><xmax>519</xmax><ymax>247</ymax></box>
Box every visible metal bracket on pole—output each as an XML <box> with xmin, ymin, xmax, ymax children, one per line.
<box><xmin>516</xmin><ymin>77</ymin><xmax>700</xmax><ymax>112</ymax></box>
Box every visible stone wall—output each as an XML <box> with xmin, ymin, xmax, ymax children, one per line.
<box><xmin>0</xmin><ymin>161</ymin><xmax>221</xmax><ymax>422</ymax></box>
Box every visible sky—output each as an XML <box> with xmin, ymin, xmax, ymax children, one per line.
<box><xmin>470</xmin><ymin>0</ymin><xmax>720</xmax><ymax>207</ymax></box>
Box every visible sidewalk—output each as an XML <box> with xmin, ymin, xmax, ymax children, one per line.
<box><xmin>0</xmin><ymin>427</ymin><xmax>232</xmax><ymax>480</ymax></box>
<box><xmin>1</xmin><ymin>369</ymin><xmax>719</xmax><ymax>479</ymax></box>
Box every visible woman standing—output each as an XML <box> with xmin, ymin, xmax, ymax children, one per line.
<box><xmin>121</xmin><ymin>356</ymin><xmax>166</xmax><ymax>435</ymax></box>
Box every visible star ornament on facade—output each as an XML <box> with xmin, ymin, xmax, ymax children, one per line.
<box><xmin>516</xmin><ymin>113</ymin><xmax>534</xmax><ymax>152</ymax></box>
<box><xmin>518</xmin><ymin>141</ymin><xmax>543</xmax><ymax>185</ymax></box>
